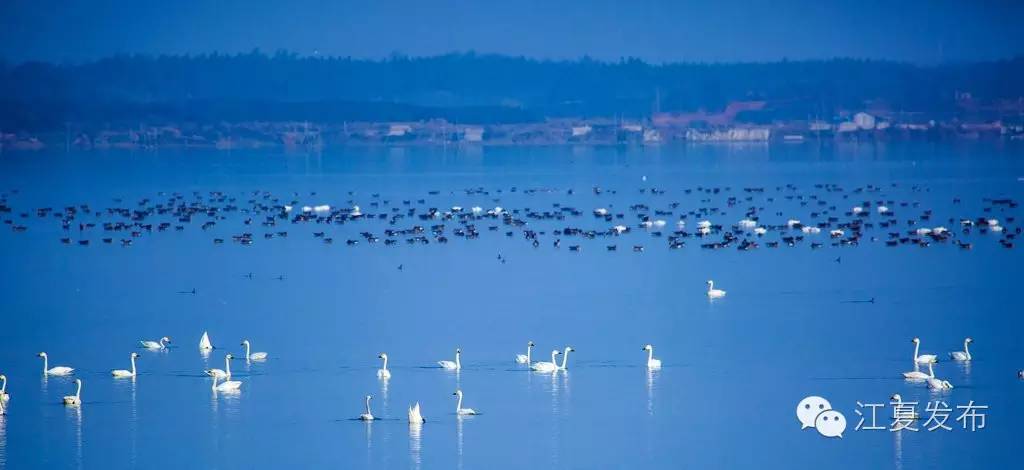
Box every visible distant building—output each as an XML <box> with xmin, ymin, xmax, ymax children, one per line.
<box><xmin>387</xmin><ymin>124</ymin><xmax>413</xmax><ymax>137</ymax></box>
<box><xmin>462</xmin><ymin>127</ymin><xmax>485</xmax><ymax>142</ymax></box>
<box><xmin>809</xmin><ymin>120</ymin><xmax>833</xmax><ymax>131</ymax></box>
<box><xmin>854</xmin><ymin>112</ymin><xmax>876</xmax><ymax>130</ymax></box>
<box><xmin>685</xmin><ymin>127</ymin><xmax>770</xmax><ymax>142</ymax></box>
<box><xmin>837</xmin><ymin>121</ymin><xmax>860</xmax><ymax>133</ymax></box>
<box><xmin>571</xmin><ymin>125</ymin><xmax>593</xmax><ymax>137</ymax></box>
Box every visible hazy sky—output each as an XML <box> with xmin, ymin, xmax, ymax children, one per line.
<box><xmin>2</xmin><ymin>0</ymin><xmax>1022</xmax><ymax>64</ymax></box>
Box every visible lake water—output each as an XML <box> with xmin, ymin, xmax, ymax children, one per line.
<box><xmin>0</xmin><ymin>142</ymin><xmax>1022</xmax><ymax>469</ymax></box>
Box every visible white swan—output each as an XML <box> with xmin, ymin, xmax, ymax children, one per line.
<box><xmin>515</xmin><ymin>341</ymin><xmax>534</xmax><ymax>364</ymax></box>
<box><xmin>912</xmin><ymin>338</ymin><xmax>938</xmax><ymax>364</ymax></box>
<box><xmin>438</xmin><ymin>348</ymin><xmax>461</xmax><ymax>370</ymax></box>
<box><xmin>706</xmin><ymin>280</ymin><xmax>726</xmax><ymax>299</ymax></box>
<box><xmin>211</xmin><ymin>374</ymin><xmax>241</xmax><ymax>392</ymax></box>
<box><xmin>37</xmin><ymin>352</ymin><xmax>74</xmax><ymax>376</ymax></box>
<box><xmin>359</xmin><ymin>395</ymin><xmax>375</xmax><ymax>421</ymax></box>
<box><xmin>531</xmin><ymin>350</ymin><xmax>561</xmax><ymax>372</ymax></box>
<box><xmin>140</xmin><ymin>336</ymin><xmax>170</xmax><ymax>350</ymax></box>
<box><xmin>558</xmin><ymin>346</ymin><xmax>575</xmax><ymax>370</ymax></box>
<box><xmin>240</xmin><ymin>340</ymin><xmax>268</xmax><ymax>361</ymax></box>
<box><xmin>111</xmin><ymin>352</ymin><xmax>139</xmax><ymax>378</ymax></box>
<box><xmin>204</xmin><ymin>353</ymin><xmax>234</xmax><ymax>379</ymax></box>
<box><xmin>408</xmin><ymin>402</ymin><xmax>425</xmax><ymax>423</ymax></box>
<box><xmin>453</xmin><ymin>389</ymin><xmax>479</xmax><ymax>415</ymax></box>
<box><xmin>199</xmin><ymin>331</ymin><xmax>213</xmax><ymax>351</ymax></box>
<box><xmin>926</xmin><ymin>363</ymin><xmax>953</xmax><ymax>390</ymax></box>
<box><xmin>0</xmin><ymin>374</ymin><xmax>9</xmax><ymax>402</ymax></box>
<box><xmin>902</xmin><ymin>362</ymin><xmax>931</xmax><ymax>380</ymax></box>
<box><xmin>889</xmin><ymin>394</ymin><xmax>920</xmax><ymax>418</ymax></box>
<box><xmin>643</xmin><ymin>344</ymin><xmax>662</xmax><ymax>369</ymax></box>
<box><xmin>377</xmin><ymin>353</ymin><xmax>391</xmax><ymax>379</ymax></box>
<box><xmin>950</xmin><ymin>338</ymin><xmax>973</xmax><ymax>361</ymax></box>
<box><xmin>63</xmin><ymin>379</ymin><xmax>82</xmax><ymax>406</ymax></box>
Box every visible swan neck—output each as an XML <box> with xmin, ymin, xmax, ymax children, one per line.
<box><xmin>913</xmin><ymin>342</ymin><xmax>920</xmax><ymax>360</ymax></box>
<box><xmin>42</xmin><ymin>355</ymin><xmax>48</xmax><ymax>373</ymax></box>
<box><xmin>130</xmin><ymin>355</ymin><xmax>136</xmax><ymax>374</ymax></box>
<box><xmin>365</xmin><ymin>397</ymin><xmax>372</xmax><ymax>414</ymax></box>
<box><xmin>244</xmin><ymin>342</ymin><xmax>250</xmax><ymax>357</ymax></box>
<box><xmin>455</xmin><ymin>351</ymin><xmax>461</xmax><ymax>368</ymax></box>
<box><xmin>225</xmin><ymin>356</ymin><xmax>232</xmax><ymax>378</ymax></box>
<box><xmin>75</xmin><ymin>381</ymin><xmax>82</xmax><ymax>398</ymax></box>
<box><xmin>1</xmin><ymin>376</ymin><xmax>6</xmax><ymax>393</ymax></box>
<box><xmin>382</xmin><ymin>355</ymin><xmax>389</xmax><ymax>370</ymax></box>
<box><xmin>647</xmin><ymin>347</ymin><xmax>654</xmax><ymax>362</ymax></box>
<box><xmin>560</xmin><ymin>349</ymin><xmax>570</xmax><ymax>368</ymax></box>
<box><xmin>456</xmin><ymin>393</ymin><xmax>463</xmax><ymax>412</ymax></box>
<box><xmin>964</xmin><ymin>341</ymin><xmax>971</xmax><ymax>358</ymax></box>
<box><xmin>526</xmin><ymin>344</ymin><xmax>532</xmax><ymax>362</ymax></box>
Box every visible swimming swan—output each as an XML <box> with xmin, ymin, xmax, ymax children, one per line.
<box><xmin>558</xmin><ymin>346</ymin><xmax>575</xmax><ymax>370</ymax></box>
<box><xmin>950</xmin><ymin>338</ymin><xmax>973</xmax><ymax>361</ymax></box>
<box><xmin>926</xmin><ymin>363</ymin><xmax>953</xmax><ymax>390</ymax></box>
<box><xmin>111</xmin><ymin>352</ymin><xmax>139</xmax><ymax>378</ymax></box>
<box><xmin>140</xmin><ymin>336</ymin><xmax>170</xmax><ymax>350</ymax></box>
<box><xmin>199</xmin><ymin>331</ymin><xmax>213</xmax><ymax>351</ymax></box>
<box><xmin>211</xmin><ymin>374</ymin><xmax>242</xmax><ymax>392</ymax></box>
<box><xmin>889</xmin><ymin>394</ymin><xmax>920</xmax><ymax>418</ymax></box>
<box><xmin>359</xmin><ymin>395</ymin><xmax>375</xmax><ymax>421</ymax></box>
<box><xmin>912</xmin><ymin>338</ymin><xmax>938</xmax><ymax>364</ymax></box>
<box><xmin>706</xmin><ymin>280</ymin><xmax>726</xmax><ymax>299</ymax></box>
<box><xmin>643</xmin><ymin>344</ymin><xmax>662</xmax><ymax>369</ymax></box>
<box><xmin>37</xmin><ymin>352</ymin><xmax>74</xmax><ymax>376</ymax></box>
<box><xmin>438</xmin><ymin>348</ymin><xmax>461</xmax><ymax>370</ymax></box>
<box><xmin>0</xmin><ymin>374</ymin><xmax>9</xmax><ymax>402</ymax></box>
<box><xmin>903</xmin><ymin>363</ymin><xmax>931</xmax><ymax>380</ymax></box>
<box><xmin>377</xmin><ymin>353</ymin><xmax>391</xmax><ymax>379</ymax></box>
<box><xmin>408</xmin><ymin>402</ymin><xmax>425</xmax><ymax>423</ymax></box>
<box><xmin>531</xmin><ymin>350</ymin><xmax>561</xmax><ymax>372</ymax></box>
<box><xmin>63</xmin><ymin>379</ymin><xmax>82</xmax><ymax>406</ymax></box>
<box><xmin>240</xmin><ymin>340</ymin><xmax>268</xmax><ymax>361</ymax></box>
<box><xmin>453</xmin><ymin>390</ymin><xmax>479</xmax><ymax>415</ymax></box>
<box><xmin>515</xmin><ymin>341</ymin><xmax>534</xmax><ymax>364</ymax></box>
<box><xmin>204</xmin><ymin>353</ymin><xmax>234</xmax><ymax>379</ymax></box>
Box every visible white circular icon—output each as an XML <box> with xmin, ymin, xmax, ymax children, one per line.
<box><xmin>796</xmin><ymin>396</ymin><xmax>832</xmax><ymax>429</ymax></box>
<box><xmin>814</xmin><ymin>409</ymin><xmax>847</xmax><ymax>438</ymax></box>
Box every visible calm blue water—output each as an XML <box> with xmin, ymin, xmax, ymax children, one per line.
<box><xmin>0</xmin><ymin>142</ymin><xmax>1022</xmax><ymax>469</ymax></box>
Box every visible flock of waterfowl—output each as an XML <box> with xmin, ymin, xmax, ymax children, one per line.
<box><xmin>0</xmin><ymin>183</ymin><xmax>1018</xmax><ymax>253</ymax></box>
<box><xmin>0</xmin><ymin>330</ymin><xmax>670</xmax><ymax>422</ymax></box>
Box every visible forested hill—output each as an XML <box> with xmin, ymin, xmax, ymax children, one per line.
<box><xmin>2</xmin><ymin>52</ymin><xmax>1023</xmax><ymax>130</ymax></box>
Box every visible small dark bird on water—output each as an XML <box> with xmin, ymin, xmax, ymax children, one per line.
<box><xmin>273</xmin><ymin>275</ymin><xmax>285</xmax><ymax>281</ymax></box>
<box><xmin>243</xmin><ymin>272</ymin><xmax>254</xmax><ymax>280</ymax></box>
<box><xmin>835</xmin><ymin>256</ymin><xmax>841</xmax><ymax>263</ymax></box>
<box><xmin>840</xmin><ymin>297</ymin><xmax>875</xmax><ymax>304</ymax></box>
<box><xmin>177</xmin><ymin>288</ymin><xmax>197</xmax><ymax>295</ymax></box>
<box><xmin>397</xmin><ymin>264</ymin><xmax>403</xmax><ymax>271</ymax></box>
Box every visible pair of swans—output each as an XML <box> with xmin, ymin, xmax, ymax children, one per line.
<box><xmin>531</xmin><ymin>347</ymin><xmax>574</xmax><ymax>372</ymax></box>
<box><xmin>140</xmin><ymin>336</ymin><xmax>170</xmax><ymax>350</ymax></box>
<box><xmin>707</xmin><ymin>280</ymin><xmax>726</xmax><ymax>298</ymax></box>
<box><xmin>205</xmin><ymin>354</ymin><xmax>235</xmax><ymax>379</ymax></box>
<box><xmin>950</xmin><ymin>338</ymin><xmax>973</xmax><ymax>361</ymax></box>
<box><xmin>63</xmin><ymin>379</ymin><xmax>82</xmax><ymax>406</ymax></box>
<box><xmin>37</xmin><ymin>352</ymin><xmax>74</xmax><ymax>376</ymax></box>
<box><xmin>903</xmin><ymin>362</ymin><xmax>953</xmax><ymax>389</ymax></box>
<box><xmin>438</xmin><ymin>349</ymin><xmax>461</xmax><ymax>370</ymax></box>
<box><xmin>643</xmin><ymin>344</ymin><xmax>662</xmax><ymax>369</ymax></box>
<box><xmin>111</xmin><ymin>353</ymin><xmax>140</xmax><ymax>378</ymax></box>
<box><xmin>241</xmin><ymin>339</ymin><xmax>268</xmax><ymax>361</ymax></box>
